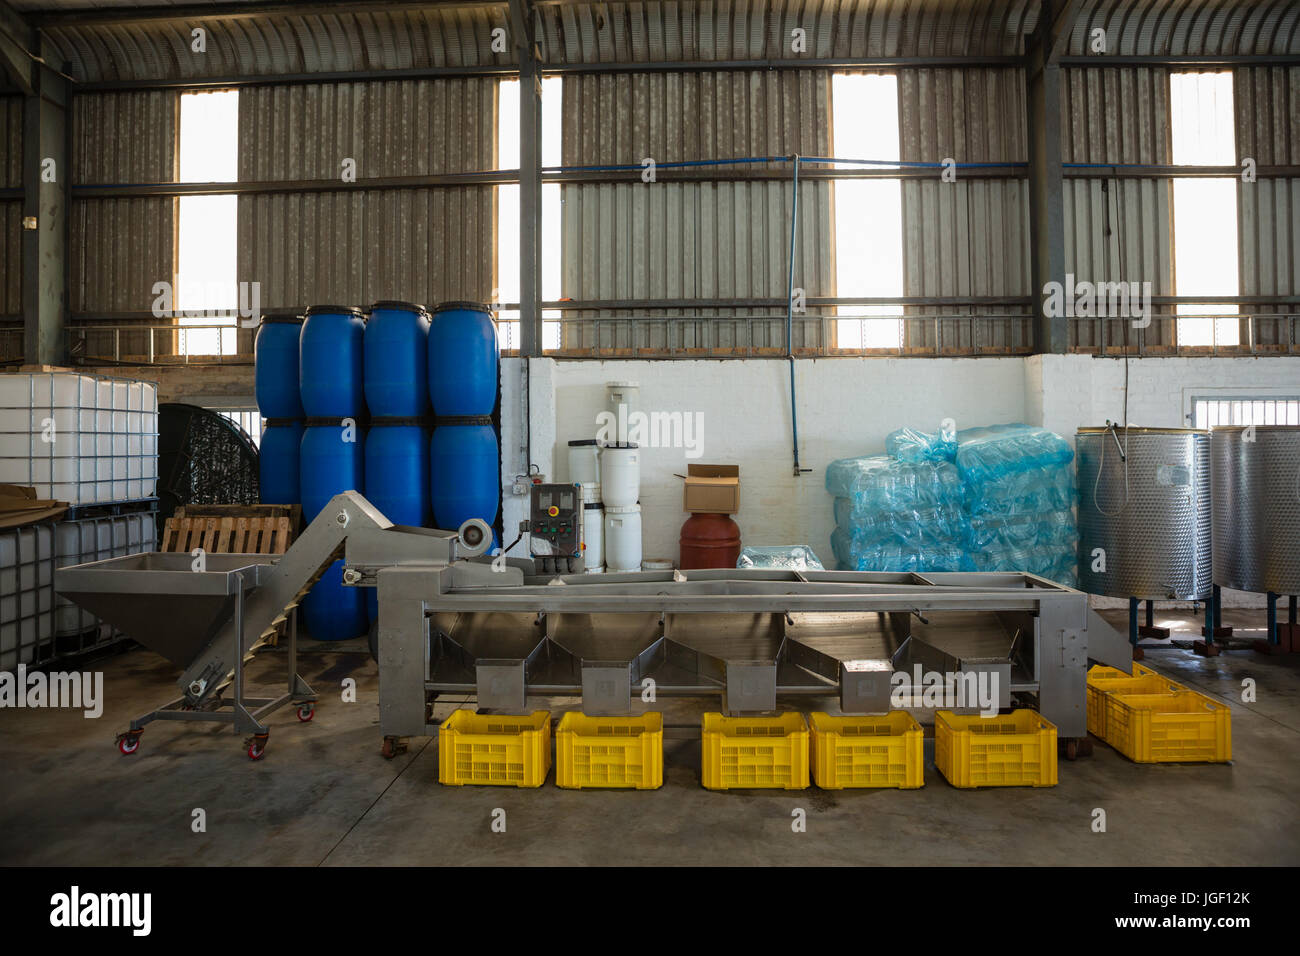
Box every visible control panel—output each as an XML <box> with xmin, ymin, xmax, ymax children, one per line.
<box><xmin>522</xmin><ymin>482</ymin><xmax>585</xmax><ymax>573</ymax></box>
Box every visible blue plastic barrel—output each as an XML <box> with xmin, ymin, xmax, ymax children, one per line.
<box><xmin>428</xmin><ymin>302</ymin><xmax>498</xmax><ymax>417</ymax></box>
<box><xmin>300</xmin><ymin>305</ymin><xmax>366</xmax><ymax>418</ymax></box>
<box><xmin>254</xmin><ymin>316</ymin><xmax>304</xmax><ymax>418</ymax></box>
<box><xmin>299</xmin><ymin>422</ymin><xmax>365</xmax><ymax>521</ymax></box>
<box><xmin>365</xmin><ymin>420</ymin><xmax>432</xmax><ymax>620</ymax></box>
<box><xmin>299</xmin><ymin>422</ymin><xmax>366</xmax><ymax>641</ymax></box>
<box><xmin>258</xmin><ymin>420</ymin><xmax>304</xmax><ymax>505</ymax></box>
<box><xmin>430</xmin><ymin>423</ymin><xmax>499</xmax><ymax>532</ymax></box>
<box><xmin>365</xmin><ymin>422</ymin><xmax>432</xmax><ymax>527</ymax></box>
<box><xmin>365</xmin><ymin>301</ymin><xmax>430</xmax><ymax>417</ymax></box>
<box><xmin>303</xmin><ymin>560</ymin><xmax>369</xmax><ymax>643</ymax></box>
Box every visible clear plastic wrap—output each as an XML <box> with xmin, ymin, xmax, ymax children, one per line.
<box><xmin>827</xmin><ymin>423</ymin><xmax>1078</xmax><ymax>586</ymax></box>
<box><xmin>824</xmin><ymin>456</ymin><xmax>963</xmax><ymax>510</ymax></box>
<box><xmin>736</xmin><ymin>545</ymin><xmax>825</xmax><ymax>571</ymax></box>
<box><xmin>885</xmin><ymin>426</ymin><xmax>957</xmax><ymax>464</ymax></box>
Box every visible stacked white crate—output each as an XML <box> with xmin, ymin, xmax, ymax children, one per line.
<box><xmin>0</xmin><ymin>524</ymin><xmax>56</xmax><ymax>672</ymax></box>
<box><xmin>53</xmin><ymin>513</ymin><xmax>157</xmax><ymax>637</ymax></box>
<box><xmin>0</xmin><ymin>371</ymin><xmax>159</xmax><ymax>504</ymax></box>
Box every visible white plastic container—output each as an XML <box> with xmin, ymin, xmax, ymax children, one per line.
<box><xmin>582</xmin><ymin>502</ymin><xmax>604</xmax><ymax>571</ymax></box>
<box><xmin>0</xmin><ymin>371</ymin><xmax>158</xmax><ymax>504</ymax></box>
<box><xmin>0</xmin><ymin>524</ymin><xmax>55</xmax><ymax>672</ymax></box>
<box><xmin>568</xmin><ymin>439</ymin><xmax>601</xmax><ymax>485</ymax></box>
<box><xmin>606</xmin><ymin>381</ymin><xmax>640</xmax><ymax>420</ymax></box>
<box><xmin>604</xmin><ymin>504</ymin><xmax>642</xmax><ymax>572</ymax></box>
<box><xmin>642</xmin><ymin>558</ymin><xmax>674</xmax><ymax>571</ymax></box>
<box><xmin>579</xmin><ymin>480</ymin><xmax>601</xmax><ymax>504</ymax></box>
<box><xmin>600</xmin><ymin>442</ymin><xmax>640</xmax><ymax>508</ymax></box>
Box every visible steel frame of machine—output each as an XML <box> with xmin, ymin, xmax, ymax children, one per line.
<box><xmin>56</xmin><ymin>493</ymin><xmax>1134</xmax><ymax>761</ymax></box>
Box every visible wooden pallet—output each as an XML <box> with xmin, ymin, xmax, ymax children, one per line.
<box><xmin>161</xmin><ymin>514</ymin><xmax>295</xmax><ymax>554</ymax></box>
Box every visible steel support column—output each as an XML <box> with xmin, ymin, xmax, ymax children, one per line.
<box><xmin>511</xmin><ymin>0</ymin><xmax>541</xmax><ymax>357</ymax></box>
<box><xmin>1026</xmin><ymin>0</ymin><xmax>1076</xmax><ymax>356</ymax></box>
<box><xmin>12</xmin><ymin>16</ymin><xmax>69</xmax><ymax>367</ymax></box>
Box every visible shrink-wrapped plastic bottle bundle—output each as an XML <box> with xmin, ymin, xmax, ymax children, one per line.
<box><xmin>825</xmin><ymin>424</ymin><xmax>1078</xmax><ymax>585</ymax></box>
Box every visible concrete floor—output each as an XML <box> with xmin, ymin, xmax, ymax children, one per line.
<box><xmin>1</xmin><ymin>607</ymin><xmax>1297</xmax><ymax>866</ymax></box>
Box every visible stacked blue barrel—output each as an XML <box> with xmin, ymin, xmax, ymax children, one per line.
<box><xmin>256</xmin><ymin>299</ymin><xmax>500</xmax><ymax>643</ymax></box>
<box><xmin>254</xmin><ymin>313</ymin><xmax>305</xmax><ymax>507</ymax></box>
<box><xmin>298</xmin><ymin>305</ymin><xmax>368</xmax><ymax>642</ymax></box>
<box><xmin>429</xmin><ymin>302</ymin><xmax>499</xmax><ymax>545</ymax></box>
<box><xmin>363</xmin><ymin>301</ymin><xmax>433</xmax><ymax>619</ymax></box>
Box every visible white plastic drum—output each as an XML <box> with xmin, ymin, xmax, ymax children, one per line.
<box><xmin>600</xmin><ymin>442</ymin><xmax>640</xmax><ymax>508</ymax></box>
<box><xmin>583</xmin><ymin>502</ymin><xmax>604</xmax><ymax>571</ymax></box>
<box><xmin>567</xmin><ymin>439</ymin><xmax>600</xmax><ymax>485</ymax></box>
<box><xmin>604</xmin><ymin>504</ymin><xmax>642</xmax><ymax>572</ymax></box>
<box><xmin>606</xmin><ymin>381</ymin><xmax>639</xmax><ymax>422</ymax></box>
<box><xmin>579</xmin><ymin>480</ymin><xmax>601</xmax><ymax>504</ymax></box>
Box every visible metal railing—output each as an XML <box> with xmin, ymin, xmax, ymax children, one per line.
<box><xmin>42</xmin><ymin>308</ymin><xmax>1298</xmax><ymax>365</ymax></box>
<box><xmin>66</xmin><ymin>322</ymin><xmax>251</xmax><ymax>366</ymax></box>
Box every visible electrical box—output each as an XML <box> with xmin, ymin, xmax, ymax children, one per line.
<box><xmin>523</xmin><ymin>482</ymin><xmax>585</xmax><ymax>573</ymax></box>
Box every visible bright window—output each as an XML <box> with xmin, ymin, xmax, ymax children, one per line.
<box><xmin>830</xmin><ymin>74</ymin><xmax>904</xmax><ymax>350</ymax></box>
<box><xmin>1170</xmin><ymin>73</ymin><xmax>1239</xmax><ymax>348</ymax></box>
<box><xmin>177</xmin><ymin>90</ymin><xmax>239</xmax><ymax>356</ymax></box>
<box><xmin>497</xmin><ymin>78</ymin><xmax>562</xmax><ymax>351</ymax></box>
<box><xmin>1192</xmin><ymin>397</ymin><xmax>1300</xmax><ymax>428</ymax></box>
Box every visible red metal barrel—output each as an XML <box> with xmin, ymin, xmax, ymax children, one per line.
<box><xmin>679</xmin><ymin>513</ymin><xmax>742</xmax><ymax>569</ymax></box>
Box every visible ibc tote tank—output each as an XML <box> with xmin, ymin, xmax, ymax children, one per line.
<box><xmin>299</xmin><ymin>421</ymin><xmax>367</xmax><ymax>641</ymax></box>
<box><xmin>258</xmin><ymin>419</ymin><xmax>304</xmax><ymax>505</ymax></box>
<box><xmin>1076</xmin><ymin>426</ymin><xmax>1211</xmax><ymax>600</ymax></box>
<box><xmin>300</xmin><ymin>305</ymin><xmax>366</xmax><ymax>418</ymax></box>
<box><xmin>365</xmin><ymin>301</ymin><xmax>430</xmax><ymax>417</ymax></box>
<box><xmin>428</xmin><ymin>302</ymin><xmax>497</xmax><ymax>417</ymax></box>
<box><xmin>254</xmin><ymin>315</ymin><xmax>304</xmax><ymax>419</ymax></box>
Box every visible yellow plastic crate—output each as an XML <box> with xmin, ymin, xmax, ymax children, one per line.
<box><xmin>555</xmin><ymin>712</ymin><xmax>663</xmax><ymax>790</ymax></box>
<box><xmin>438</xmin><ymin>710</ymin><xmax>552</xmax><ymax>787</ymax></box>
<box><xmin>701</xmin><ymin>712</ymin><xmax>809</xmax><ymax>790</ymax></box>
<box><xmin>935</xmin><ymin>710</ymin><xmax>1058</xmax><ymax>788</ymax></box>
<box><xmin>1087</xmin><ymin>662</ymin><xmax>1160</xmax><ymax>683</ymax></box>
<box><xmin>1101</xmin><ymin>690</ymin><xmax>1231</xmax><ymax>763</ymax></box>
<box><xmin>809</xmin><ymin>712</ymin><xmax>924</xmax><ymax>789</ymax></box>
<box><xmin>1086</xmin><ymin>674</ymin><xmax>1184</xmax><ymax>738</ymax></box>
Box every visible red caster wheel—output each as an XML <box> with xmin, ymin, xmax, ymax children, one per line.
<box><xmin>247</xmin><ymin>734</ymin><xmax>269</xmax><ymax>761</ymax></box>
<box><xmin>117</xmin><ymin>733</ymin><xmax>141</xmax><ymax>755</ymax></box>
<box><xmin>297</xmin><ymin>704</ymin><xmax>315</xmax><ymax>722</ymax></box>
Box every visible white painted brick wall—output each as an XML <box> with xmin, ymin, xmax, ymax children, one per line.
<box><xmin>497</xmin><ymin>353</ymin><xmax>1297</xmax><ymax>609</ymax></box>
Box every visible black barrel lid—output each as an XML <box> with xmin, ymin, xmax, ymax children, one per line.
<box><xmin>369</xmin><ymin>300</ymin><xmax>428</xmax><ymax>314</ymax></box>
<box><xmin>432</xmin><ymin>300</ymin><xmax>493</xmax><ymax>315</ymax></box>
<box><xmin>305</xmin><ymin>304</ymin><xmax>364</xmax><ymax>317</ymax></box>
<box><xmin>568</xmin><ymin>438</ymin><xmax>599</xmax><ymax>446</ymax></box>
<box><xmin>601</xmin><ymin>441</ymin><xmax>639</xmax><ymax>449</ymax></box>
<box><xmin>259</xmin><ymin>311</ymin><xmax>303</xmax><ymax>325</ymax></box>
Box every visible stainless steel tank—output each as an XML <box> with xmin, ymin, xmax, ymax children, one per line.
<box><xmin>1076</xmin><ymin>427</ymin><xmax>1211</xmax><ymax>600</ymax></box>
<box><xmin>1211</xmin><ymin>425</ymin><xmax>1300</xmax><ymax>595</ymax></box>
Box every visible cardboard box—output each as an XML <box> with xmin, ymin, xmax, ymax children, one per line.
<box><xmin>680</xmin><ymin>464</ymin><xmax>740</xmax><ymax>514</ymax></box>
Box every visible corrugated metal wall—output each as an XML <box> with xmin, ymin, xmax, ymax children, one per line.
<box><xmin>1236</xmin><ymin>65</ymin><xmax>1299</xmax><ymax>352</ymax></box>
<box><xmin>1060</xmin><ymin>67</ymin><xmax>1175</xmax><ymax>352</ymax></box>
<box><xmin>70</xmin><ymin>91</ymin><xmax>176</xmax><ymax>359</ymax></box>
<box><xmin>898</xmin><ymin>67</ymin><xmax>1032</xmax><ymax>353</ymax></box>
<box><xmin>559</xmin><ymin>69</ymin><xmax>833</xmax><ymax>353</ymax></box>
<box><xmin>237</xmin><ymin>79</ymin><xmax>496</xmax><ymax>314</ymax></box>
<box><xmin>0</xmin><ymin>96</ymin><xmax>21</xmax><ymax>362</ymax></box>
